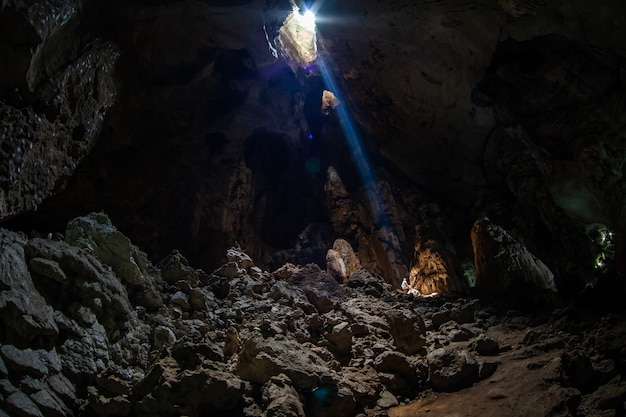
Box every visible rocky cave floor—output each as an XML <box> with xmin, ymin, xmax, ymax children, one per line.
<box><xmin>1</xmin><ymin>212</ymin><xmax>625</xmax><ymax>417</ymax></box>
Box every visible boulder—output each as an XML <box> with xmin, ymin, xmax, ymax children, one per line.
<box><xmin>427</xmin><ymin>347</ymin><xmax>479</xmax><ymax>391</ymax></box>
<box><xmin>261</xmin><ymin>374</ymin><xmax>305</xmax><ymax>417</ymax></box>
<box><xmin>237</xmin><ymin>333</ymin><xmax>331</xmax><ymax>390</ymax></box>
<box><xmin>385</xmin><ymin>309</ymin><xmax>426</xmax><ymax>355</ymax></box>
<box><xmin>288</xmin><ymin>264</ymin><xmax>345</xmax><ymax>313</ymax></box>
<box><xmin>471</xmin><ymin>217</ymin><xmax>558</xmax><ymax>309</ymax></box>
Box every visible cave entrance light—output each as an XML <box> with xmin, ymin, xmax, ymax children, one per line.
<box><xmin>277</xmin><ymin>5</ymin><xmax>318</xmax><ymax>70</ymax></box>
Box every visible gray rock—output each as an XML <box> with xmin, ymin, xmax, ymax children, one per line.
<box><xmin>0</xmin><ymin>378</ymin><xmax>16</xmax><ymax>397</ymax></box>
<box><xmin>226</xmin><ymin>247</ymin><xmax>255</xmax><ymax>271</ymax></box>
<box><xmin>0</xmin><ymin>230</ymin><xmax>59</xmax><ymax>341</ymax></box>
<box><xmin>0</xmin><ymin>355</ymin><xmax>7</xmax><ymax>377</ymax></box>
<box><xmin>158</xmin><ymin>250</ymin><xmax>199</xmax><ymax>284</ymax></box>
<box><xmin>28</xmin><ymin>257</ymin><xmax>67</xmax><ymax>282</ymax></box>
<box><xmin>0</xmin><ymin>345</ymin><xmax>47</xmax><ymax>379</ymax></box>
<box><xmin>65</xmin><ymin>212</ymin><xmax>147</xmax><ymax>287</ymax></box>
<box><xmin>170</xmin><ymin>291</ymin><xmax>191</xmax><ymax>312</ymax></box>
<box><xmin>31</xmin><ymin>388</ymin><xmax>71</xmax><ymax>417</ymax></box>
<box><xmin>47</xmin><ymin>373</ymin><xmax>77</xmax><ymax>407</ymax></box>
<box><xmin>5</xmin><ymin>390</ymin><xmax>44</xmax><ymax>417</ymax></box>
<box><xmin>153</xmin><ymin>326</ymin><xmax>177</xmax><ymax>349</ymax></box>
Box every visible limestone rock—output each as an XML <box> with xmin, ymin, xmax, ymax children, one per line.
<box><xmin>0</xmin><ymin>345</ymin><xmax>47</xmax><ymax>379</ymax></box>
<box><xmin>5</xmin><ymin>390</ymin><xmax>43</xmax><ymax>417</ymax></box>
<box><xmin>332</xmin><ymin>239</ymin><xmax>361</xmax><ymax>277</ymax></box>
<box><xmin>261</xmin><ymin>374</ymin><xmax>305</xmax><ymax>417</ymax></box>
<box><xmin>385</xmin><ymin>309</ymin><xmax>426</xmax><ymax>355</ymax></box>
<box><xmin>0</xmin><ymin>229</ymin><xmax>58</xmax><ymax>342</ymax></box>
<box><xmin>65</xmin><ymin>212</ymin><xmax>148</xmax><ymax>288</ymax></box>
<box><xmin>427</xmin><ymin>347</ymin><xmax>479</xmax><ymax>392</ymax></box>
<box><xmin>471</xmin><ymin>217</ymin><xmax>558</xmax><ymax>309</ymax></box>
<box><xmin>288</xmin><ymin>264</ymin><xmax>345</xmax><ymax>314</ymax></box>
<box><xmin>237</xmin><ymin>333</ymin><xmax>331</xmax><ymax>390</ymax></box>
<box><xmin>325</xmin><ymin>322</ymin><xmax>352</xmax><ymax>356</ymax></box>
<box><xmin>326</xmin><ymin>249</ymin><xmax>347</xmax><ymax>284</ymax></box>
<box><xmin>408</xmin><ymin>203</ymin><xmax>467</xmax><ymax>295</ymax></box>
<box><xmin>30</xmin><ymin>388</ymin><xmax>71</xmax><ymax>417</ymax></box>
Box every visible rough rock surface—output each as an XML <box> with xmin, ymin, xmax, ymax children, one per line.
<box><xmin>1</xmin><ymin>214</ymin><xmax>625</xmax><ymax>417</ymax></box>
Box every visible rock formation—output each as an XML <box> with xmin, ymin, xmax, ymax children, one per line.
<box><xmin>0</xmin><ymin>214</ymin><xmax>625</xmax><ymax>417</ymax></box>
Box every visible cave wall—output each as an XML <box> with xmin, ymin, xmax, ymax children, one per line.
<box><xmin>1</xmin><ymin>0</ymin><xmax>626</xmax><ymax>292</ymax></box>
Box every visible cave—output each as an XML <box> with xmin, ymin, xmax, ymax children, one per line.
<box><xmin>1</xmin><ymin>0</ymin><xmax>626</xmax><ymax>416</ymax></box>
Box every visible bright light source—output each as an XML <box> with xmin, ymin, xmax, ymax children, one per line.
<box><xmin>301</xmin><ymin>10</ymin><xmax>316</xmax><ymax>31</ymax></box>
<box><xmin>277</xmin><ymin>5</ymin><xmax>318</xmax><ymax>69</ymax></box>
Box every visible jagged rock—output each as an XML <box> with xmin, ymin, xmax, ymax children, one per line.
<box><xmin>87</xmin><ymin>386</ymin><xmax>131</xmax><ymax>417</ymax></box>
<box><xmin>28</xmin><ymin>258</ymin><xmax>67</xmax><ymax>282</ymax></box>
<box><xmin>237</xmin><ymin>333</ymin><xmax>331</xmax><ymax>390</ymax></box>
<box><xmin>261</xmin><ymin>374</ymin><xmax>305</xmax><ymax>417</ymax></box>
<box><xmin>334</xmin><ymin>366</ymin><xmax>381</xmax><ymax>407</ymax></box>
<box><xmin>471</xmin><ymin>217</ymin><xmax>558</xmax><ymax>309</ymax></box>
<box><xmin>560</xmin><ymin>350</ymin><xmax>594</xmax><ymax>393</ymax></box>
<box><xmin>431</xmin><ymin>299</ymin><xmax>481</xmax><ymax>329</ymax></box>
<box><xmin>341</xmin><ymin>297</ymin><xmax>389</xmax><ymax>334</ymax></box>
<box><xmin>226</xmin><ymin>247</ymin><xmax>255</xmax><ymax>271</ymax></box>
<box><xmin>0</xmin><ymin>355</ymin><xmax>7</xmax><ymax>377</ymax></box>
<box><xmin>585</xmin><ymin>377</ymin><xmax>626</xmax><ymax>410</ymax></box>
<box><xmin>170</xmin><ymin>291</ymin><xmax>191</xmax><ymax>312</ymax></box>
<box><xmin>0</xmin><ymin>229</ymin><xmax>58</xmax><ymax>342</ymax></box>
<box><xmin>374</xmin><ymin>351</ymin><xmax>416</xmax><ymax>377</ymax></box>
<box><xmin>0</xmin><ymin>346</ymin><xmax>47</xmax><ymax>379</ymax></box>
<box><xmin>5</xmin><ymin>390</ymin><xmax>43</xmax><ymax>417</ymax></box>
<box><xmin>272</xmin><ymin>263</ymin><xmax>302</xmax><ymax>281</ymax></box>
<box><xmin>0</xmin><ymin>29</ymin><xmax>120</xmax><ymax>220</ymax></box>
<box><xmin>385</xmin><ymin>309</ymin><xmax>426</xmax><ymax>355</ymax></box>
<box><xmin>134</xmin><ymin>358</ymin><xmax>246</xmax><ymax>416</ymax></box>
<box><xmin>427</xmin><ymin>347</ymin><xmax>479</xmax><ymax>392</ymax></box>
<box><xmin>30</xmin><ymin>388</ymin><xmax>71</xmax><ymax>417</ymax></box>
<box><xmin>25</xmin><ymin>237</ymin><xmax>133</xmax><ymax>336</ymax></box>
<box><xmin>158</xmin><ymin>251</ymin><xmax>199</xmax><ymax>285</ymax></box>
<box><xmin>47</xmin><ymin>374</ymin><xmax>77</xmax><ymax>408</ymax></box>
<box><xmin>288</xmin><ymin>264</ymin><xmax>344</xmax><ymax>314</ymax></box>
<box><xmin>346</xmin><ymin>269</ymin><xmax>387</xmax><ymax>297</ymax></box>
<box><xmin>65</xmin><ymin>213</ymin><xmax>148</xmax><ymax>287</ymax></box>
<box><xmin>0</xmin><ymin>378</ymin><xmax>16</xmax><ymax>397</ymax></box>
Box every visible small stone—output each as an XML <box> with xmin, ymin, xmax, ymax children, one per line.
<box><xmin>153</xmin><ymin>326</ymin><xmax>176</xmax><ymax>349</ymax></box>
<box><xmin>487</xmin><ymin>388</ymin><xmax>508</xmax><ymax>399</ymax></box>
<box><xmin>47</xmin><ymin>374</ymin><xmax>77</xmax><ymax>407</ymax></box>
<box><xmin>377</xmin><ymin>390</ymin><xmax>399</xmax><ymax>408</ymax></box>
<box><xmin>170</xmin><ymin>291</ymin><xmax>191</xmax><ymax>312</ymax></box>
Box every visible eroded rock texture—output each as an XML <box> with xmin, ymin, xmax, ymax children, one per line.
<box><xmin>1</xmin><ymin>214</ymin><xmax>626</xmax><ymax>417</ymax></box>
<box><xmin>0</xmin><ymin>0</ymin><xmax>119</xmax><ymax>219</ymax></box>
